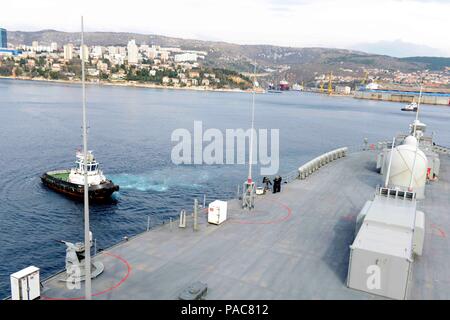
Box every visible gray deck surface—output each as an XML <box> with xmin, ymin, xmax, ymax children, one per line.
<box><xmin>40</xmin><ymin>150</ymin><xmax>450</xmax><ymax>300</ymax></box>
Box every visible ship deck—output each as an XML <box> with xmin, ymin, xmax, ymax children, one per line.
<box><xmin>39</xmin><ymin>150</ymin><xmax>450</xmax><ymax>300</ymax></box>
<box><xmin>48</xmin><ymin>172</ymin><xmax>70</xmax><ymax>181</ymax></box>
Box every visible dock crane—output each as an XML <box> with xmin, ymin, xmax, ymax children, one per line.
<box><xmin>355</xmin><ymin>70</ymin><xmax>369</xmax><ymax>91</ymax></box>
<box><xmin>361</xmin><ymin>71</ymin><xmax>369</xmax><ymax>85</ymax></box>
<box><xmin>327</xmin><ymin>72</ymin><xmax>333</xmax><ymax>95</ymax></box>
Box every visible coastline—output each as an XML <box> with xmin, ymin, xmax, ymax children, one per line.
<box><xmin>0</xmin><ymin>75</ymin><xmax>260</xmax><ymax>94</ymax></box>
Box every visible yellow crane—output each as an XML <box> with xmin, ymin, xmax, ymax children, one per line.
<box><xmin>319</xmin><ymin>81</ymin><xmax>324</xmax><ymax>93</ymax></box>
<box><xmin>327</xmin><ymin>72</ymin><xmax>333</xmax><ymax>95</ymax></box>
<box><xmin>361</xmin><ymin>71</ymin><xmax>369</xmax><ymax>85</ymax></box>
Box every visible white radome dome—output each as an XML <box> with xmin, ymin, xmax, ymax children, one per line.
<box><xmin>387</xmin><ymin>142</ymin><xmax>428</xmax><ymax>192</ymax></box>
<box><xmin>403</xmin><ymin>135</ymin><xmax>418</xmax><ymax>147</ymax></box>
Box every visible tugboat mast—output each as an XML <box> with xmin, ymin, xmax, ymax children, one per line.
<box><xmin>81</xmin><ymin>16</ymin><xmax>92</xmax><ymax>300</ymax></box>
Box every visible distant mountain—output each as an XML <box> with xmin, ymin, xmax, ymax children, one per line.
<box><xmin>8</xmin><ymin>30</ymin><xmax>443</xmax><ymax>83</ymax></box>
<box><xmin>351</xmin><ymin>40</ymin><xmax>448</xmax><ymax>58</ymax></box>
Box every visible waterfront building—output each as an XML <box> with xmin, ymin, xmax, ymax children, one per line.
<box><xmin>108</xmin><ymin>46</ymin><xmax>118</xmax><ymax>55</ymax></box>
<box><xmin>27</xmin><ymin>59</ymin><xmax>36</xmax><ymax>68</ymax></box>
<box><xmin>146</xmin><ymin>48</ymin><xmax>157</xmax><ymax>60</ymax></box>
<box><xmin>97</xmin><ymin>61</ymin><xmax>108</xmax><ymax>73</ymax></box>
<box><xmin>174</xmin><ymin>53</ymin><xmax>198</xmax><ymax>62</ymax></box>
<box><xmin>80</xmin><ymin>45</ymin><xmax>89</xmax><ymax>62</ymax></box>
<box><xmin>50</xmin><ymin>42</ymin><xmax>58</xmax><ymax>52</ymax></box>
<box><xmin>63</xmin><ymin>44</ymin><xmax>74</xmax><ymax>61</ymax></box>
<box><xmin>160</xmin><ymin>51</ymin><xmax>169</xmax><ymax>62</ymax></box>
<box><xmin>87</xmin><ymin>68</ymin><xmax>99</xmax><ymax>77</ymax></box>
<box><xmin>32</xmin><ymin>41</ymin><xmax>39</xmax><ymax>51</ymax></box>
<box><xmin>127</xmin><ymin>40</ymin><xmax>139</xmax><ymax>65</ymax></box>
<box><xmin>335</xmin><ymin>85</ymin><xmax>352</xmax><ymax>95</ymax></box>
<box><xmin>92</xmin><ymin>46</ymin><xmax>104</xmax><ymax>58</ymax></box>
<box><xmin>140</xmin><ymin>44</ymin><xmax>149</xmax><ymax>51</ymax></box>
<box><xmin>0</xmin><ymin>28</ymin><xmax>7</xmax><ymax>48</ymax></box>
<box><xmin>365</xmin><ymin>82</ymin><xmax>380</xmax><ymax>90</ymax></box>
<box><xmin>0</xmin><ymin>48</ymin><xmax>21</xmax><ymax>56</ymax></box>
<box><xmin>118</xmin><ymin>47</ymin><xmax>127</xmax><ymax>56</ymax></box>
<box><xmin>189</xmin><ymin>71</ymin><xmax>200</xmax><ymax>78</ymax></box>
<box><xmin>51</xmin><ymin>64</ymin><xmax>61</xmax><ymax>72</ymax></box>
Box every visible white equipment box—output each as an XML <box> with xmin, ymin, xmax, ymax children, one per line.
<box><xmin>347</xmin><ymin>192</ymin><xmax>422</xmax><ymax>300</ymax></box>
<box><xmin>208</xmin><ymin>200</ymin><xmax>228</xmax><ymax>225</ymax></box>
<box><xmin>10</xmin><ymin>266</ymin><xmax>40</xmax><ymax>300</ymax></box>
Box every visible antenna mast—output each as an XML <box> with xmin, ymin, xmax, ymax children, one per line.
<box><xmin>81</xmin><ymin>16</ymin><xmax>92</xmax><ymax>300</ymax></box>
<box><xmin>242</xmin><ymin>63</ymin><xmax>257</xmax><ymax>210</ymax></box>
<box><xmin>408</xmin><ymin>81</ymin><xmax>424</xmax><ymax>192</ymax></box>
<box><xmin>413</xmin><ymin>82</ymin><xmax>423</xmax><ymax>137</ymax></box>
<box><xmin>384</xmin><ymin>137</ymin><xmax>396</xmax><ymax>188</ymax></box>
<box><xmin>248</xmin><ymin>64</ymin><xmax>257</xmax><ymax>182</ymax></box>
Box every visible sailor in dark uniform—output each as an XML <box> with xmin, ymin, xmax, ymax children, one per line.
<box><xmin>273</xmin><ymin>176</ymin><xmax>282</xmax><ymax>193</ymax></box>
<box><xmin>262</xmin><ymin>176</ymin><xmax>272</xmax><ymax>191</ymax></box>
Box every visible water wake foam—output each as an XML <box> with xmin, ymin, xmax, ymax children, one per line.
<box><xmin>109</xmin><ymin>174</ymin><xmax>169</xmax><ymax>192</ymax></box>
<box><xmin>109</xmin><ymin>167</ymin><xmax>210</xmax><ymax>193</ymax></box>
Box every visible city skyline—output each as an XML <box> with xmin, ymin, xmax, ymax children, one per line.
<box><xmin>1</xmin><ymin>0</ymin><xmax>449</xmax><ymax>57</ymax></box>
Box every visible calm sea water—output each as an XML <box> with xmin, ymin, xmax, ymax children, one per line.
<box><xmin>1</xmin><ymin>78</ymin><xmax>449</xmax><ymax>297</ymax></box>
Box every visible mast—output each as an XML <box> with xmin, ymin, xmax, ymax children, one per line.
<box><xmin>81</xmin><ymin>16</ymin><xmax>92</xmax><ymax>300</ymax></box>
<box><xmin>413</xmin><ymin>83</ymin><xmax>423</xmax><ymax>137</ymax></box>
<box><xmin>248</xmin><ymin>63</ymin><xmax>257</xmax><ymax>183</ymax></box>
<box><xmin>384</xmin><ymin>137</ymin><xmax>396</xmax><ymax>188</ymax></box>
<box><xmin>241</xmin><ymin>63</ymin><xmax>257</xmax><ymax>210</ymax></box>
<box><xmin>408</xmin><ymin>82</ymin><xmax>423</xmax><ymax>191</ymax></box>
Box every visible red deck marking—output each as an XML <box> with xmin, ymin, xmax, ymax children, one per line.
<box><xmin>430</xmin><ymin>223</ymin><xmax>446</xmax><ymax>238</ymax></box>
<box><xmin>40</xmin><ymin>251</ymin><xmax>131</xmax><ymax>300</ymax></box>
<box><xmin>341</xmin><ymin>214</ymin><xmax>356</xmax><ymax>222</ymax></box>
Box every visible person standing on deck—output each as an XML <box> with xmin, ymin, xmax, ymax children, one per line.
<box><xmin>273</xmin><ymin>176</ymin><xmax>282</xmax><ymax>193</ymax></box>
<box><xmin>262</xmin><ymin>176</ymin><xmax>272</xmax><ymax>192</ymax></box>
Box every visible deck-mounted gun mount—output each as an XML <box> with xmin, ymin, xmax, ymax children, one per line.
<box><xmin>58</xmin><ymin>232</ymin><xmax>104</xmax><ymax>283</ymax></box>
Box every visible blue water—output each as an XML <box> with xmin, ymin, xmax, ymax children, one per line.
<box><xmin>1</xmin><ymin>78</ymin><xmax>450</xmax><ymax>297</ymax></box>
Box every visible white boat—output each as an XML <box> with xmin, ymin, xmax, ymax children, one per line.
<box><xmin>401</xmin><ymin>102</ymin><xmax>418</xmax><ymax>112</ymax></box>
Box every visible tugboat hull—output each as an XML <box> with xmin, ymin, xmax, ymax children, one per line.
<box><xmin>41</xmin><ymin>171</ymin><xmax>119</xmax><ymax>202</ymax></box>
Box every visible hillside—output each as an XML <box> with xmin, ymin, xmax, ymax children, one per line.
<box><xmin>400</xmin><ymin>57</ymin><xmax>450</xmax><ymax>71</ymax></box>
<box><xmin>8</xmin><ymin>30</ymin><xmax>439</xmax><ymax>83</ymax></box>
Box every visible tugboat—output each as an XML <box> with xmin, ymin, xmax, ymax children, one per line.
<box><xmin>41</xmin><ymin>151</ymin><xmax>119</xmax><ymax>201</ymax></box>
<box><xmin>401</xmin><ymin>102</ymin><xmax>418</xmax><ymax>112</ymax></box>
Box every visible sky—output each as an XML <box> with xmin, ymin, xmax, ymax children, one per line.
<box><xmin>1</xmin><ymin>0</ymin><xmax>449</xmax><ymax>56</ymax></box>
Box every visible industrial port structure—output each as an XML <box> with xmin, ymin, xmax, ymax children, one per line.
<box><xmin>354</xmin><ymin>88</ymin><xmax>450</xmax><ymax>106</ymax></box>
